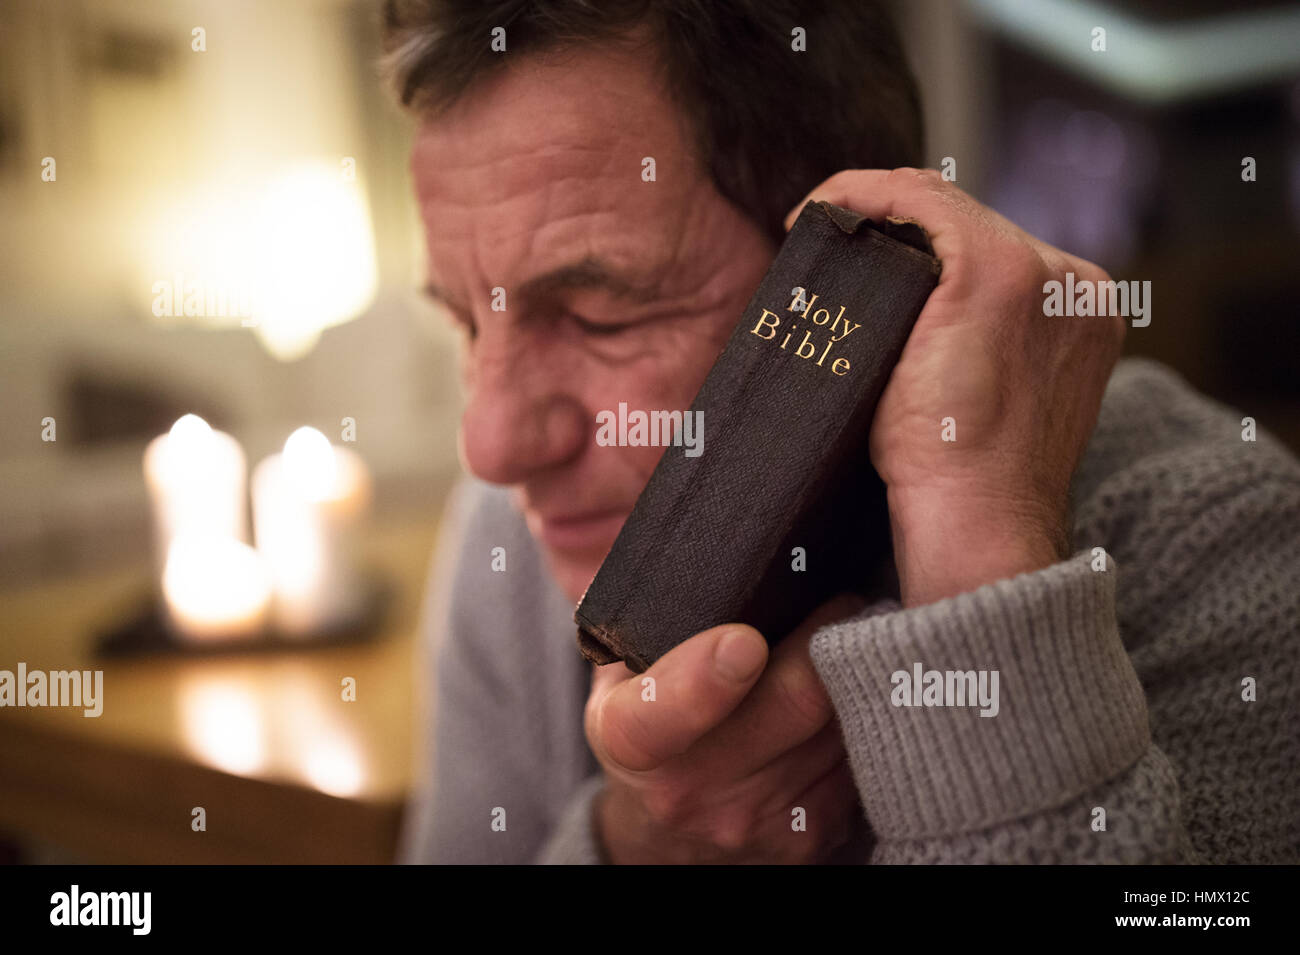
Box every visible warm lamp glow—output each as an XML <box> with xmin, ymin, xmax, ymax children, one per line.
<box><xmin>252</xmin><ymin>165</ymin><xmax>378</xmax><ymax>361</ymax></box>
<box><xmin>143</xmin><ymin>162</ymin><xmax>378</xmax><ymax>361</ymax></box>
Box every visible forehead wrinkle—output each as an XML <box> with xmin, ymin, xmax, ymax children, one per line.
<box><xmin>416</xmin><ymin>50</ymin><xmax>683</xmax><ymax>201</ymax></box>
<box><xmin>416</xmin><ymin>137</ymin><xmax>634</xmax><ymax>272</ymax></box>
<box><xmin>413</xmin><ymin>36</ymin><xmax>720</xmax><ymax>321</ymax></box>
<box><xmin>424</xmin><ymin>158</ymin><xmax>705</xmax><ymax>320</ymax></box>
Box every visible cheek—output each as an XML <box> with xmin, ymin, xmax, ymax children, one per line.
<box><xmin>621</xmin><ymin>443</ymin><xmax>674</xmax><ymax>486</ymax></box>
<box><xmin>581</xmin><ymin>320</ymin><xmax>731</xmax><ymax>484</ymax></box>
<box><xmin>613</xmin><ymin>316</ymin><xmax>733</xmax><ymax>408</ymax></box>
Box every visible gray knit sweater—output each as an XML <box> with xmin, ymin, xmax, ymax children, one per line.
<box><xmin>398</xmin><ymin>358</ymin><xmax>1300</xmax><ymax>864</ymax></box>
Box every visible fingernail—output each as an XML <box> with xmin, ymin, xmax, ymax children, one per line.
<box><xmin>714</xmin><ymin>629</ymin><xmax>767</xmax><ymax>683</ymax></box>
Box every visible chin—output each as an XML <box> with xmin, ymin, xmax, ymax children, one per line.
<box><xmin>523</xmin><ymin>509</ymin><xmax>625</xmax><ymax>604</ymax></box>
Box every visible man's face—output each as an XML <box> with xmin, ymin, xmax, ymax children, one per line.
<box><xmin>411</xmin><ymin>38</ymin><xmax>776</xmax><ymax>602</ymax></box>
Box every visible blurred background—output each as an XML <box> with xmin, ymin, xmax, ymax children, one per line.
<box><xmin>0</xmin><ymin>0</ymin><xmax>1297</xmax><ymax>863</ymax></box>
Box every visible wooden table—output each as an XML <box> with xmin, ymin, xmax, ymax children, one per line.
<box><xmin>0</xmin><ymin>516</ymin><xmax>439</xmax><ymax>864</ymax></box>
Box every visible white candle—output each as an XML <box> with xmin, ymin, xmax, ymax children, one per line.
<box><xmin>162</xmin><ymin>534</ymin><xmax>272</xmax><ymax>642</ymax></box>
<box><xmin>143</xmin><ymin>414</ymin><xmax>248</xmax><ymax>584</ymax></box>
<box><xmin>252</xmin><ymin>427</ymin><xmax>371</xmax><ymax>635</ymax></box>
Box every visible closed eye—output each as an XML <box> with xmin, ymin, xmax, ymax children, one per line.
<box><xmin>439</xmin><ymin>305</ymin><xmax>476</xmax><ymax>341</ymax></box>
<box><xmin>420</xmin><ymin>282</ymin><xmax>476</xmax><ymax>340</ymax></box>
<box><xmin>569</xmin><ymin>313</ymin><xmax>645</xmax><ymax>336</ymax></box>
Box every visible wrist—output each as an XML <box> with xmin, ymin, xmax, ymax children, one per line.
<box><xmin>889</xmin><ymin>488</ymin><xmax>1069</xmax><ymax>607</ymax></box>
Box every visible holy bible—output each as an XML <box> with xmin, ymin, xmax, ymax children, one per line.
<box><xmin>574</xmin><ymin>200</ymin><xmax>941</xmax><ymax>672</ymax></box>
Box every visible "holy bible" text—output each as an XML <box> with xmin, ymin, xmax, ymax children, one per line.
<box><xmin>748</xmin><ymin>287</ymin><xmax>862</xmax><ymax>376</ymax></box>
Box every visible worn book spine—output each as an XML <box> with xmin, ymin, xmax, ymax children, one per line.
<box><xmin>575</xmin><ymin>200</ymin><xmax>941</xmax><ymax>672</ymax></box>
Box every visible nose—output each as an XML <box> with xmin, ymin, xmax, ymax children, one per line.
<box><xmin>457</xmin><ymin>320</ymin><xmax>588</xmax><ymax>486</ymax></box>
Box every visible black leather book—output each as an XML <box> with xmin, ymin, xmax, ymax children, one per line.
<box><xmin>574</xmin><ymin>200</ymin><xmax>941</xmax><ymax>672</ymax></box>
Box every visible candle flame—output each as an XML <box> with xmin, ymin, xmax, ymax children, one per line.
<box><xmin>282</xmin><ymin>426</ymin><xmax>339</xmax><ymax>500</ymax></box>
<box><xmin>169</xmin><ymin>413</ymin><xmax>213</xmax><ymax>444</ymax></box>
<box><xmin>166</xmin><ymin>414</ymin><xmax>218</xmax><ymax>474</ymax></box>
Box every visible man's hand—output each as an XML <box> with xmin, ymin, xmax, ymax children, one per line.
<box><xmin>786</xmin><ymin>169</ymin><xmax>1127</xmax><ymax>606</ymax></box>
<box><xmin>586</xmin><ymin>597</ymin><xmax>863</xmax><ymax>864</ymax></box>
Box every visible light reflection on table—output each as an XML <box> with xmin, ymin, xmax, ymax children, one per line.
<box><xmin>0</xmin><ymin>514</ymin><xmax>440</xmax><ymax>863</ymax></box>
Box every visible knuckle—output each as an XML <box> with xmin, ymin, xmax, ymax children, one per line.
<box><xmin>1074</xmin><ymin>255</ymin><xmax>1110</xmax><ymax>284</ymax></box>
<box><xmin>1010</xmin><ymin>244</ymin><xmax>1048</xmax><ymax>287</ymax></box>
<box><xmin>1075</xmin><ymin>262</ymin><xmax>1129</xmax><ymax>346</ymax></box>
<box><xmin>642</xmin><ymin>780</ymin><xmax>693</xmax><ymax>829</ymax></box>
<box><xmin>890</xmin><ymin>165</ymin><xmax>943</xmax><ymax>190</ymax></box>
<box><xmin>1072</xmin><ymin>257</ymin><xmax>1110</xmax><ymax>287</ymax></box>
<box><xmin>994</xmin><ymin>245</ymin><xmax>1047</xmax><ymax>302</ymax></box>
<box><xmin>772</xmin><ymin>665</ymin><xmax>831</xmax><ymax>729</ymax></box>
<box><xmin>1112</xmin><ymin>313</ymin><xmax>1129</xmax><ymax>347</ymax></box>
<box><xmin>707</xmin><ymin>806</ymin><xmax>761</xmax><ymax>852</ymax></box>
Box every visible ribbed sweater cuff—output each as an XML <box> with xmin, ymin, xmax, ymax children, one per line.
<box><xmin>809</xmin><ymin>551</ymin><xmax>1151</xmax><ymax>840</ymax></box>
<box><xmin>536</xmin><ymin>774</ymin><xmax>607</xmax><ymax>864</ymax></box>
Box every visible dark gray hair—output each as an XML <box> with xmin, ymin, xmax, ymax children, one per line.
<box><xmin>382</xmin><ymin>0</ymin><xmax>924</xmax><ymax>244</ymax></box>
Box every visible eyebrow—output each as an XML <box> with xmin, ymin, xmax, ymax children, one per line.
<box><xmin>422</xmin><ymin>256</ymin><xmax>662</xmax><ymax>312</ymax></box>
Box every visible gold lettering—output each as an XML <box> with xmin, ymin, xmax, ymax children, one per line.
<box><xmin>754</xmin><ymin>299</ymin><xmax>854</xmax><ymax>377</ymax></box>
<box><xmin>795</xmin><ymin>330</ymin><xmax>817</xmax><ymax>358</ymax></box>
<box><xmin>831</xmin><ymin>316</ymin><xmax>860</xmax><ymax>342</ymax></box>
<box><xmin>751</xmin><ymin>309</ymin><xmax>781</xmax><ymax>339</ymax></box>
